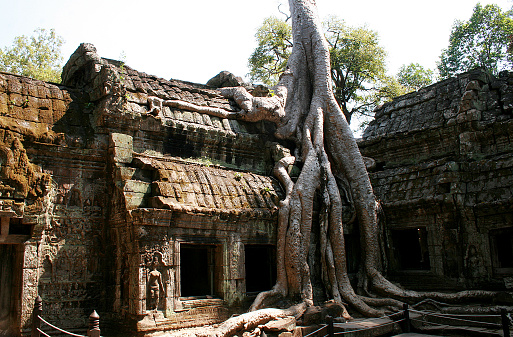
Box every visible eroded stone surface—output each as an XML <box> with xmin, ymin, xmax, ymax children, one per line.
<box><xmin>1</xmin><ymin>45</ymin><xmax>512</xmax><ymax>337</ymax></box>
<box><xmin>0</xmin><ymin>44</ymin><xmax>282</xmax><ymax>336</ymax></box>
<box><xmin>360</xmin><ymin>68</ymin><xmax>513</xmax><ymax>290</ymax></box>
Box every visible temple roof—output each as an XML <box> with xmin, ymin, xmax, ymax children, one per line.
<box><xmin>128</xmin><ymin>154</ymin><xmax>282</xmax><ymax>218</ymax></box>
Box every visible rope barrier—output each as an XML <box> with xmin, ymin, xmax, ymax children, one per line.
<box><xmin>349</xmin><ymin>311</ymin><xmax>403</xmax><ymax>323</ymax></box>
<box><xmin>297</xmin><ymin>307</ymin><xmax>507</xmax><ymax>337</ymax></box>
<box><xmin>409</xmin><ymin>309</ymin><xmax>502</xmax><ymax>328</ymax></box>
<box><xmin>332</xmin><ymin>318</ymin><xmax>406</xmax><ymax>335</ymax></box>
<box><xmin>37</xmin><ymin>328</ymin><xmax>51</xmax><ymax>337</ymax></box>
<box><xmin>411</xmin><ymin>318</ymin><xmax>453</xmax><ymax>327</ymax></box>
<box><xmin>303</xmin><ymin>324</ymin><xmax>327</xmax><ymax>337</ymax></box>
<box><xmin>38</xmin><ymin>316</ymin><xmax>87</xmax><ymax>337</ymax></box>
<box><xmin>303</xmin><ymin>316</ymin><xmax>406</xmax><ymax>337</ymax></box>
<box><xmin>411</xmin><ymin>317</ymin><xmax>504</xmax><ymax>333</ymax></box>
<box><xmin>410</xmin><ymin>308</ymin><xmax>502</xmax><ymax>318</ymax></box>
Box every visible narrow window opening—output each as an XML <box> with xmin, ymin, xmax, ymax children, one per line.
<box><xmin>245</xmin><ymin>245</ymin><xmax>276</xmax><ymax>293</ymax></box>
<box><xmin>490</xmin><ymin>227</ymin><xmax>513</xmax><ymax>272</ymax></box>
<box><xmin>391</xmin><ymin>228</ymin><xmax>430</xmax><ymax>270</ymax></box>
<box><xmin>180</xmin><ymin>244</ymin><xmax>217</xmax><ymax>298</ymax></box>
<box><xmin>8</xmin><ymin>218</ymin><xmax>31</xmax><ymax>236</ymax></box>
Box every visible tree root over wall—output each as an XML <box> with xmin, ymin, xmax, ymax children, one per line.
<box><xmin>178</xmin><ymin>1</ymin><xmax>512</xmax><ymax>336</ymax></box>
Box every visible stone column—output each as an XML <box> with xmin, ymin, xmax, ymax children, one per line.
<box><xmin>222</xmin><ymin>234</ymin><xmax>245</xmax><ymax>306</ymax></box>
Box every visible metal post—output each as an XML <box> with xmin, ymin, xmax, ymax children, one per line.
<box><xmin>326</xmin><ymin>315</ymin><xmax>334</xmax><ymax>337</ymax></box>
<box><xmin>403</xmin><ymin>303</ymin><xmax>411</xmax><ymax>333</ymax></box>
<box><xmin>501</xmin><ymin>308</ymin><xmax>510</xmax><ymax>337</ymax></box>
<box><xmin>87</xmin><ymin>311</ymin><xmax>101</xmax><ymax>337</ymax></box>
<box><xmin>31</xmin><ymin>296</ymin><xmax>42</xmax><ymax>337</ymax></box>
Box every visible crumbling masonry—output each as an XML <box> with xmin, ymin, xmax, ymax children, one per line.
<box><xmin>0</xmin><ymin>44</ymin><xmax>511</xmax><ymax>336</ymax></box>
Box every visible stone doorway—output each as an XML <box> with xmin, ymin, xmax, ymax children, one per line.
<box><xmin>0</xmin><ymin>244</ymin><xmax>23</xmax><ymax>337</ymax></box>
<box><xmin>489</xmin><ymin>227</ymin><xmax>513</xmax><ymax>274</ymax></box>
<box><xmin>390</xmin><ymin>227</ymin><xmax>430</xmax><ymax>270</ymax></box>
<box><xmin>244</xmin><ymin>244</ymin><xmax>276</xmax><ymax>294</ymax></box>
<box><xmin>180</xmin><ymin>244</ymin><xmax>218</xmax><ymax>298</ymax></box>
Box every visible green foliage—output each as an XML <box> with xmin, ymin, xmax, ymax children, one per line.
<box><xmin>397</xmin><ymin>63</ymin><xmax>434</xmax><ymax>92</ymax></box>
<box><xmin>0</xmin><ymin>28</ymin><xmax>64</xmax><ymax>83</ymax></box>
<box><xmin>324</xmin><ymin>17</ymin><xmax>392</xmax><ymax>124</ymax></box>
<box><xmin>438</xmin><ymin>4</ymin><xmax>513</xmax><ymax>79</ymax></box>
<box><xmin>248</xmin><ymin>16</ymin><xmax>397</xmax><ymax>125</ymax></box>
<box><xmin>248</xmin><ymin>16</ymin><xmax>292</xmax><ymax>86</ymax></box>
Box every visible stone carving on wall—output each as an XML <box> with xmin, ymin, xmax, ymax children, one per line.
<box><xmin>146</xmin><ymin>252</ymin><xmax>165</xmax><ymax>312</ymax></box>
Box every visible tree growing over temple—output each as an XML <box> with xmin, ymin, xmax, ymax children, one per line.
<box><xmin>0</xmin><ymin>28</ymin><xmax>64</xmax><ymax>83</ymax></box>
<box><xmin>188</xmin><ymin>1</ymin><xmax>510</xmax><ymax>335</ymax></box>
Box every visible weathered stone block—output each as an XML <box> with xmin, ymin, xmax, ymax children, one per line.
<box><xmin>52</xmin><ymin>108</ymin><xmax>65</xmax><ymax>122</ymax></box>
<box><xmin>125</xmin><ymin>180</ymin><xmax>151</xmax><ymax>194</ymax></box>
<box><xmin>152</xmin><ymin>182</ymin><xmax>175</xmax><ymax>198</ymax></box>
<box><xmin>37</xmin><ymin>85</ymin><xmax>51</xmax><ymax>99</ymax></box>
<box><xmin>52</xmin><ymin>99</ymin><xmax>68</xmax><ymax>112</ymax></box>
<box><xmin>0</xmin><ymin>94</ymin><xmax>8</xmax><ymax>115</ymax></box>
<box><xmin>7</xmin><ymin>76</ymin><xmax>22</xmax><ymax>93</ymax></box>
<box><xmin>111</xmin><ymin>143</ymin><xmax>133</xmax><ymax>163</ymax></box>
<box><xmin>23</xmin><ymin>107</ymin><xmax>39</xmax><ymax>122</ymax></box>
<box><xmin>110</xmin><ymin>132</ymin><xmax>133</xmax><ymax>148</ymax></box>
<box><xmin>8</xmin><ymin>92</ymin><xmax>24</xmax><ymax>106</ymax></box>
<box><xmin>117</xmin><ymin>166</ymin><xmax>136</xmax><ymax>180</ymax></box>
<box><xmin>263</xmin><ymin>317</ymin><xmax>296</xmax><ymax>332</ymax></box>
<box><xmin>23</xmin><ymin>243</ymin><xmax>39</xmax><ymax>269</ymax></box>
<box><xmin>124</xmin><ymin>192</ymin><xmax>146</xmax><ymax>209</ymax></box>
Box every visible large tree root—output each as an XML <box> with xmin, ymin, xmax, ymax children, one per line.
<box><xmin>159</xmin><ymin>1</ymin><xmax>511</xmax><ymax>335</ymax></box>
<box><xmin>212</xmin><ymin>303</ymin><xmax>307</xmax><ymax>337</ymax></box>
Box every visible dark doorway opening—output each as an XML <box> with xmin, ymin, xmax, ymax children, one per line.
<box><xmin>180</xmin><ymin>244</ymin><xmax>217</xmax><ymax>298</ymax></box>
<box><xmin>245</xmin><ymin>245</ymin><xmax>276</xmax><ymax>293</ymax></box>
<box><xmin>0</xmin><ymin>244</ymin><xmax>22</xmax><ymax>336</ymax></box>
<box><xmin>391</xmin><ymin>228</ymin><xmax>430</xmax><ymax>270</ymax></box>
<box><xmin>490</xmin><ymin>227</ymin><xmax>513</xmax><ymax>272</ymax></box>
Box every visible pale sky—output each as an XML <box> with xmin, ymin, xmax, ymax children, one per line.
<box><xmin>1</xmin><ymin>0</ymin><xmax>512</xmax><ymax>85</ymax></box>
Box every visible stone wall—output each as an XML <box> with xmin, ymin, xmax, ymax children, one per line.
<box><xmin>0</xmin><ymin>71</ymin><xmax>109</xmax><ymax>335</ymax></box>
<box><xmin>360</xmin><ymin>68</ymin><xmax>513</xmax><ymax>290</ymax></box>
<box><xmin>0</xmin><ymin>43</ymin><xmax>283</xmax><ymax>336</ymax></box>
<box><xmin>3</xmin><ymin>43</ymin><xmax>513</xmax><ymax>336</ymax></box>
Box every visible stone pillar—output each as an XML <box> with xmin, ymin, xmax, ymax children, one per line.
<box><xmin>20</xmin><ymin>242</ymin><xmax>38</xmax><ymax>331</ymax></box>
<box><xmin>222</xmin><ymin>235</ymin><xmax>245</xmax><ymax>306</ymax></box>
<box><xmin>162</xmin><ymin>246</ymin><xmax>175</xmax><ymax>317</ymax></box>
<box><xmin>137</xmin><ymin>261</ymin><xmax>147</xmax><ymax>315</ymax></box>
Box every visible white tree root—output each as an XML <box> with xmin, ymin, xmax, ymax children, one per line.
<box><xmin>213</xmin><ymin>303</ymin><xmax>307</xmax><ymax>337</ymax></box>
<box><xmin>168</xmin><ymin>1</ymin><xmax>510</xmax><ymax>335</ymax></box>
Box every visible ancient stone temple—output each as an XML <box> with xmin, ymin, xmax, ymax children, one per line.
<box><xmin>359</xmin><ymin>68</ymin><xmax>513</xmax><ymax>291</ymax></box>
<box><xmin>0</xmin><ymin>43</ymin><xmax>512</xmax><ymax>336</ymax></box>
<box><xmin>0</xmin><ymin>43</ymin><xmax>283</xmax><ymax>336</ymax></box>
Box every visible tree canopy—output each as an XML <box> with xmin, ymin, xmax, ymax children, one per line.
<box><xmin>248</xmin><ymin>16</ymin><xmax>292</xmax><ymax>86</ymax></box>
<box><xmin>0</xmin><ymin>28</ymin><xmax>64</xmax><ymax>83</ymax></box>
<box><xmin>248</xmin><ymin>16</ymin><xmax>402</xmax><ymax>125</ymax></box>
<box><xmin>438</xmin><ymin>3</ymin><xmax>513</xmax><ymax>79</ymax></box>
<box><xmin>324</xmin><ymin>17</ymin><xmax>403</xmax><ymax>124</ymax></box>
<box><xmin>397</xmin><ymin>63</ymin><xmax>434</xmax><ymax>92</ymax></box>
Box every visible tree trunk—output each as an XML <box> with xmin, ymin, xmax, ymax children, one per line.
<box><xmin>208</xmin><ymin>0</ymin><xmax>509</xmax><ymax>335</ymax></box>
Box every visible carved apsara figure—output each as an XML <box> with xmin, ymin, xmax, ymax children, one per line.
<box><xmin>147</xmin><ymin>254</ymin><xmax>164</xmax><ymax>312</ymax></box>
